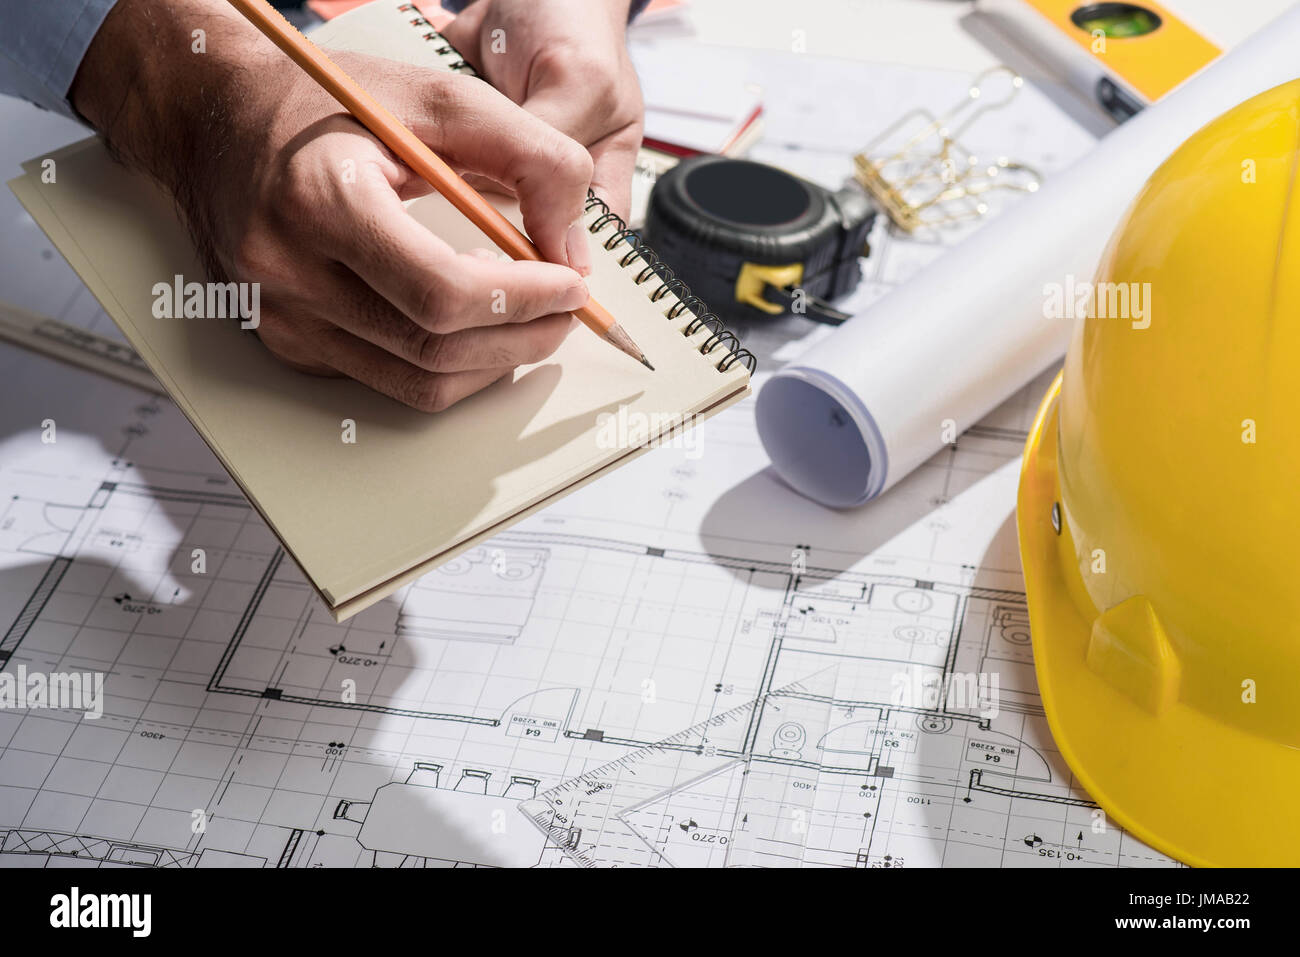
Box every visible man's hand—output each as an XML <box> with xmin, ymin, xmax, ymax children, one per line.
<box><xmin>71</xmin><ymin>0</ymin><xmax>607</xmax><ymax>412</ymax></box>
<box><xmin>442</xmin><ymin>0</ymin><xmax>644</xmax><ymax>220</ymax></box>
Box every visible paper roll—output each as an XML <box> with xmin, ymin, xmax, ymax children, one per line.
<box><xmin>756</xmin><ymin>6</ymin><xmax>1300</xmax><ymax>508</ymax></box>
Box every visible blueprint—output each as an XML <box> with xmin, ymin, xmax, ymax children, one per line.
<box><xmin>0</xmin><ymin>51</ymin><xmax>1176</xmax><ymax>868</ymax></box>
<box><xmin>0</xmin><ymin>348</ymin><xmax>1178</xmax><ymax>868</ymax></box>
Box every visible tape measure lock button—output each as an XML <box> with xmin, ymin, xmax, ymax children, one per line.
<box><xmin>644</xmin><ymin>156</ymin><xmax>875</xmax><ymax>325</ymax></box>
<box><xmin>735</xmin><ymin>263</ymin><xmax>804</xmax><ymax>315</ymax></box>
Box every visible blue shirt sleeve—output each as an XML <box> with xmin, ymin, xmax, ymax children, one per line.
<box><xmin>0</xmin><ymin>0</ymin><xmax>119</xmax><ymax>119</ymax></box>
<box><xmin>0</xmin><ymin>1</ymin><xmax>648</xmax><ymax>121</ymax></box>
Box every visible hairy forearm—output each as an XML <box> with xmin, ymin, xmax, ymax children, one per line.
<box><xmin>58</xmin><ymin>0</ymin><xmax>635</xmax><ymax>408</ymax></box>
<box><xmin>71</xmin><ymin>0</ymin><xmax>271</xmax><ymax>191</ymax></box>
<box><xmin>70</xmin><ymin>0</ymin><xmax>287</xmax><ymax>276</ymax></box>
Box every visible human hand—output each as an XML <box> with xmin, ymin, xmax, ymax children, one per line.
<box><xmin>72</xmin><ymin>0</ymin><xmax>598</xmax><ymax>411</ymax></box>
<box><xmin>442</xmin><ymin>0</ymin><xmax>645</xmax><ymax>220</ymax></box>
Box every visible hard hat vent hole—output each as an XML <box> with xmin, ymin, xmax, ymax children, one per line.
<box><xmin>1050</xmin><ymin>502</ymin><xmax>1062</xmax><ymax>535</ymax></box>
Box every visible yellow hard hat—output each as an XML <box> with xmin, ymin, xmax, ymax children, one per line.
<box><xmin>1017</xmin><ymin>79</ymin><xmax>1300</xmax><ymax>867</ymax></box>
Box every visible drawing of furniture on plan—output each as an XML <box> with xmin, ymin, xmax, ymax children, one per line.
<box><xmin>396</xmin><ymin>547</ymin><xmax>547</xmax><ymax>643</ymax></box>
<box><xmin>522</xmin><ymin>569</ymin><xmax>1178</xmax><ymax>867</ymax></box>
<box><xmin>331</xmin><ymin>762</ymin><xmax>547</xmax><ymax>867</ymax></box>
<box><xmin>0</xmin><ymin>447</ymin><xmax>1175</xmax><ymax>868</ymax></box>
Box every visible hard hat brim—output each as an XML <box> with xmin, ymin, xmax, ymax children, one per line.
<box><xmin>1018</xmin><ymin>373</ymin><xmax>1296</xmax><ymax>867</ymax></box>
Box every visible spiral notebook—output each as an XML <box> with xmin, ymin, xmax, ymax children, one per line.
<box><xmin>8</xmin><ymin>0</ymin><xmax>753</xmax><ymax>621</ymax></box>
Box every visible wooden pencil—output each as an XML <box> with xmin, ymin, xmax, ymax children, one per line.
<box><xmin>225</xmin><ymin>0</ymin><xmax>654</xmax><ymax>370</ymax></box>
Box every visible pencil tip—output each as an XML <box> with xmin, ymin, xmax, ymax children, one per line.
<box><xmin>604</xmin><ymin>323</ymin><xmax>655</xmax><ymax>371</ymax></box>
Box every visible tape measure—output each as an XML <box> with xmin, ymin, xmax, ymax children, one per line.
<box><xmin>643</xmin><ymin>156</ymin><xmax>876</xmax><ymax>326</ymax></box>
<box><xmin>980</xmin><ymin>1</ymin><xmax>1221</xmax><ymax>121</ymax></box>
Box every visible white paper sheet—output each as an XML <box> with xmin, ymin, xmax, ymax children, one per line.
<box><xmin>0</xmin><ymin>325</ymin><xmax>1182</xmax><ymax>868</ymax></box>
<box><xmin>755</xmin><ymin>6</ymin><xmax>1300</xmax><ymax>507</ymax></box>
<box><xmin>0</xmin><ymin>56</ymin><xmax>1173</xmax><ymax>869</ymax></box>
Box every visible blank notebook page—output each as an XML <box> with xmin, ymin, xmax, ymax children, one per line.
<box><xmin>11</xmin><ymin>140</ymin><xmax>748</xmax><ymax>618</ymax></box>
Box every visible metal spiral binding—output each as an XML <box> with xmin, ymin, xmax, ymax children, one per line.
<box><xmin>395</xmin><ymin>6</ymin><xmax>754</xmax><ymax>374</ymax></box>
<box><xmin>583</xmin><ymin>192</ymin><xmax>757</xmax><ymax>374</ymax></box>
<box><xmin>398</xmin><ymin>4</ymin><xmax>474</xmax><ymax>72</ymax></box>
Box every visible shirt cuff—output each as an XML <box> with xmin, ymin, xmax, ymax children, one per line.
<box><xmin>0</xmin><ymin>0</ymin><xmax>120</xmax><ymax>119</ymax></box>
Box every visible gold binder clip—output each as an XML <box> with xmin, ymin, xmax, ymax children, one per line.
<box><xmin>853</xmin><ymin>67</ymin><xmax>1042</xmax><ymax>233</ymax></box>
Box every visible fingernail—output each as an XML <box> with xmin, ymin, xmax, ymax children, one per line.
<box><xmin>557</xmin><ymin>280</ymin><xmax>589</xmax><ymax>314</ymax></box>
<box><xmin>565</xmin><ymin>220</ymin><xmax>592</xmax><ymax>277</ymax></box>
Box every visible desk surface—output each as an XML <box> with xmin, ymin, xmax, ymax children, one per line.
<box><xmin>0</xmin><ymin>0</ymin><xmax>1291</xmax><ymax>873</ymax></box>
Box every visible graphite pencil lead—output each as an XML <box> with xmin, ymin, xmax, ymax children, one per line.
<box><xmin>604</xmin><ymin>323</ymin><xmax>654</xmax><ymax>371</ymax></box>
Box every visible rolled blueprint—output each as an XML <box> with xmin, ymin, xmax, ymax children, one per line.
<box><xmin>755</xmin><ymin>6</ymin><xmax>1300</xmax><ymax>508</ymax></box>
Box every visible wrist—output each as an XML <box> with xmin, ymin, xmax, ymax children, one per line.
<box><xmin>70</xmin><ymin>0</ymin><xmax>274</xmax><ymax>194</ymax></box>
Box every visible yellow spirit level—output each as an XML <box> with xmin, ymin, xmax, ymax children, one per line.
<box><xmin>978</xmin><ymin>1</ymin><xmax>1221</xmax><ymax>121</ymax></box>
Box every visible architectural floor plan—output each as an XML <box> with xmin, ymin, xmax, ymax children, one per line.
<box><xmin>0</xmin><ymin>42</ymin><xmax>1175</xmax><ymax>868</ymax></box>
<box><xmin>0</xmin><ymin>343</ymin><xmax>1176</xmax><ymax>867</ymax></box>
